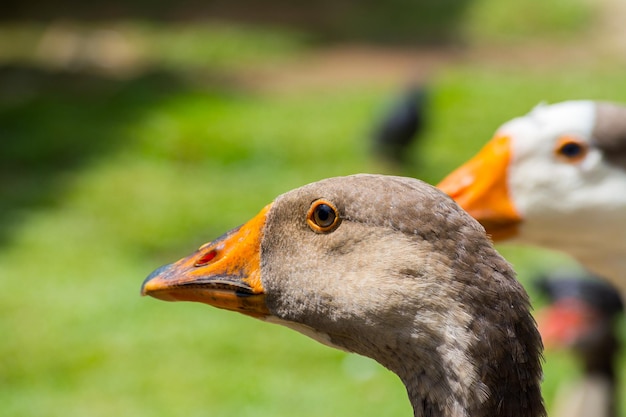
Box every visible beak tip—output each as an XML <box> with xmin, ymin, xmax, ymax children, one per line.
<box><xmin>141</xmin><ymin>263</ymin><xmax>172</xmax><ymax>297</ymax></box>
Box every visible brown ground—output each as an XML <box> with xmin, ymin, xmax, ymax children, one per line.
<box><xmin>24</xmin><ymin>0</ymin><xmax>626</xmax><ymax>95</ymax></box>
<box><xmin>236</xmin><ymin>0</ymin><xmax>626</xmax><ymax>94</ymax></box>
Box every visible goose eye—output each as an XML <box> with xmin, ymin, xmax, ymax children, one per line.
<box><xmin>555</xmin><ymin>137</ymin><xmax>588</xmax><ymax>163</ymax></box>
<box><xmin>307</xmin><ymin>200</ymin><xmax>340</xmax><ymax>233</ymax></box>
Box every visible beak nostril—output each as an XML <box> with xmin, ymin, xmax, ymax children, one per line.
<box><xmin>195</xmin><ymin>249</ymin><xmax>217</xmax><ymax>267</ymax></box>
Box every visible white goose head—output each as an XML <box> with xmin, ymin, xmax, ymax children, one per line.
<box><xmin>438</xmin><ymin>101</ymin><xmax>626</xmax><ymax>294</ymax></box>
<box><xmin>142</xmin><ymin>174</ymin><xmax>545</xmax><ymax>417</ymax></box>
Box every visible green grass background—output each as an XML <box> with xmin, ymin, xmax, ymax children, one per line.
<box><xmin>2</xmin><ymin>0</ymin><xmax>626</xmax><ymax>415</ymax></box>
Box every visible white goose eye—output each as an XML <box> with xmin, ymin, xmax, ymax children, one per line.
<box><xmin>554</xmin><ymin>136</ymin><xmax>588</xmax><ymax>163</ymax></box>
<box><xmin>307</xmin><ymin>200</ymin><xmax>341</xmax><ymax>233</ymax></box>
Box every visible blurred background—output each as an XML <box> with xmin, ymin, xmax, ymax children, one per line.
<box><xmin>2</xmin><ymin>0</ymin><xmax>626</xmax><ymax>416</ymax></box>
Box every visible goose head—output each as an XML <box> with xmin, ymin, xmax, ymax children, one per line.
<box><xmin>142</xmin><ymin>174</ymin><xmax>545</xmax><ymax>417</ymax></box>
<box><xmin>438</xmin><ymin>101</ymin><xmax>626</xmax><ymax>293</ymax></box>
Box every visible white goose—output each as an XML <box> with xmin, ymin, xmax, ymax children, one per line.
<box><xmin>438</xmin><ymin>101</ymin><xmax>626</xmax><ymax>295</ymax></box>
<box><xmin>142</xmin><ymin>174</ymin><xmax>545</xmax><ymax>417</ymax></box>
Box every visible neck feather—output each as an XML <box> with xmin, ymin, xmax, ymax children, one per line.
<box><xmin>385</xmin><ymin>324</ymin><xmax>545</xmax><ymax>417</ymax></box>
<box><xmin>372</xmin><ymin>280</ymin><xmax>547</xmax><ymax>417</ymax></box>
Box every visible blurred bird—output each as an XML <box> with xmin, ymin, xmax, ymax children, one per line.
<box><xmin>372</xmin><ymin>85</ymin><xmax>428</xmax><ymax>165</ymax></box>
<box><xmin>438</xmin><ymin>100</ymin><xmax>626</xmax><ymax>297</ymax></box>
<box><xmin>535</xmin><ymin>271</ymin><xmax>623</xmax><ymax>417</ymax></box>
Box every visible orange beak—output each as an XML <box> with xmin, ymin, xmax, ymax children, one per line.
<box><xmin>141</xmin><ymin>204</ymin><xmax>271</xmax><ymax>318</ymax></box>
<box><xmin>437</xmin><ymin>135</ymin><xmax>522</xmax><ymax>241</ymax></box>
<box><xmin>536</xmin><ymin>299</ymin><xmax>597</xmax><ymax>349</ymax></box>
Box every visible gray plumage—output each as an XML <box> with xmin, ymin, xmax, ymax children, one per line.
<box><xmin>593</xmin><ymin>102</ymin><xmax>626</xmax><ymax>168</ymax></box>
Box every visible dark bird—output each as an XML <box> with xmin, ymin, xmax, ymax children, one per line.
<box><xmin>535</xmin><ymin>271</ymin><xmax>623</xmax><ymax>417</ymax></box>
<box><xmin>142</xmin><ymin>174</ymin><xmax>545</xmax><ymax>417</ymax></box>
<box><xmin>438</xmin><ymin>100</ymin><xmax>626</xmax><ymax>297</ymax></box>
<box><xmin>372</xmin><ymin>85</ymin><xmax>428</xmax><ymax>164</ymax></box>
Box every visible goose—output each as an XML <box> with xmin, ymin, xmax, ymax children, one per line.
<box><xmin>535</xmin><ymin>272</ymin><xmax>623</xmax><ymax>417</ymax></box>
<box><xmin>437</xmin><ymin>100</ymin><xmax>626</xmax><ymax>295</ymax></box>
<box><xmin>142</xmin><ymin>174</ymin><xmax>545</xmax><ymax>417</ymax></box>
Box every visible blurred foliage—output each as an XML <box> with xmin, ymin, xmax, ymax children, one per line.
<box><xmin>464</xmin><ymin>0</ymin><xmax>594</xmax><ymax>43</ymax></box>
<box><xmin>0</xmin><ymin>67</ymin><xmax>188</xmax><ymax>245</ymax></box>
<box><xmin>0</xmin><ymin>22</ymin><xmax>309</xmax><ymax>71</ymax></box>
<box><xmin>2</xmin><ymin>0</ymin><xmax>473</xmax><ymax>44</ymax></box>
